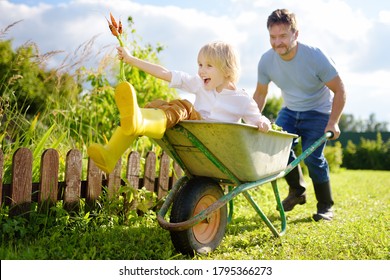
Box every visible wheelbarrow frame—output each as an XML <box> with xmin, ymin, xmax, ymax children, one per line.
<box><xmin>157</xmin><ymin>122</ymin><xmax>333</xmax><ymax>238</ymax></box>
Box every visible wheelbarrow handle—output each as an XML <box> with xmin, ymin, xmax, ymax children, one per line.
<box><xmin>325</xmin><ymin>131</ymin><xmax>334</xmax><ymax>139</ymax></box>
<box><xmin>282</xmin><ymin>131</ymin><xmax>333</xmax><ymax>177</ymax></box>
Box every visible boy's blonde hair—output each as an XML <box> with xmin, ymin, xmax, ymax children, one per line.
<box><xmin>198</xmin><ymin>41</ymin><xmax>240</xmax><ymax>83</ymax></box>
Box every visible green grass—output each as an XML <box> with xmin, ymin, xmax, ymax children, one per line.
<box><xmin>0</xmin><ymin>169</ymin><xmax>389</xmax><ymax>260</ymax></box>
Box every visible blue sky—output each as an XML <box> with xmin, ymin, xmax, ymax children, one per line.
<box><xmin>2</xmin><ymin>0</ymin><xmax>390</xmax><ymax>124</ymax></box>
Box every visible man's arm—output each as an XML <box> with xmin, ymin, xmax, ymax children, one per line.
<box><xmin>325</xmin><ymin>75</ymin><xmax>347</xmax><ymax>140</ymax></box>
<box><xmin>253</xmin><ymin>82</ymin><xmax>269</xmax><ymax>112</ymax></box>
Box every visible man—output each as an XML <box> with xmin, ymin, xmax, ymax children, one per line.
<box><xmin>254</xmin><ymin>9</ymin><xmax>346</xmax><ymax>221</ymax></box>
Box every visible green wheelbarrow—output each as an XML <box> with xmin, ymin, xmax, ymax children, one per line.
<box><xmin>154</xmin><ymin>121</ymin><xmax>332</xmax><ymax>255</ymax></box>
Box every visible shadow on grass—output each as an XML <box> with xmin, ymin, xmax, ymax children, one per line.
<box><xmin>287</xmin><ymin>216</ymin><xmax>314</xmax><ymax>224</ymax></box>
<box><xmin>225</xmin><ymin>212</ymin><xmax>314</xmax><ymax>238</ymax></box>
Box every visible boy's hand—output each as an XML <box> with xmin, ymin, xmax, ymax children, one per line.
<box><xmin>257</xmin><ymin>115</ymin><xmax>271</xmax><ymax>132</ymax></box>
<box><xmin>117</xmin><ymin>47</ymin><xmax>132</xmax><ymax>63</ymax></box>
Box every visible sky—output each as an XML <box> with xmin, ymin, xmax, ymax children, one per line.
<box><xmin>1</xmin><ymin>0</ymin><xmax>390</xmax><ymax>124</ymax></box>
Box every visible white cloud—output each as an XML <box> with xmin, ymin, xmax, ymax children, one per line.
<box><xmin>343</xmin><ymin>70</ymin><xmax>390</xmax><ymax>119</ymax></box>
<box><xmin>379</xmin><ymin>10</ymin><xmax>390</xmax><ymax>24</ymax></box>
<box><xmin>0</xmin><ymin>1</ymin><xmax>52</xmax><ymax>19</ymax></box>
<box><xmin>297</xmin><ymin>0</ymin><xmax>372</xmax><ymax>41</ymax></box>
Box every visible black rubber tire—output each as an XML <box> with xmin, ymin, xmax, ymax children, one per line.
<box><xmin>170</xmin><ymin>177</ymin><xmax>227</xmax><ymax>255</ymax></box>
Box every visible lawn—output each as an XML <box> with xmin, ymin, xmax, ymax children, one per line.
<box><xmin>0</xmin><ymin>169</ymin><xmax>389</xmax><ymax>260</ymax></box>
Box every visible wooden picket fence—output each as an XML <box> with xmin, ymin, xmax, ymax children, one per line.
<box><xmin>0</xmin><ymin>148</ymin><xmax>183</xmax><ymax>216</ymax></box>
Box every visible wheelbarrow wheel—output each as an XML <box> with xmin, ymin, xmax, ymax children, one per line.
<box><xmin>170</xmin><ymin>177</ymin><xmax>227</xmax><ymax>255</ymax></box>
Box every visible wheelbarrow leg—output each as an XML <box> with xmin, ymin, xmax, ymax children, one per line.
<box><xmin>242</xmin><ymin>179</ymin><xmax>287</xmax><ymax>238</ymax></box>
<box><xmin>271</xmin><ymin>180</ymin><xmax>287</xmax><ymax>236</ymax></box>
<box><xmin>227</xmin><ymin>185</ymin><xmax>234</xmax><ymax>224</ymax></box>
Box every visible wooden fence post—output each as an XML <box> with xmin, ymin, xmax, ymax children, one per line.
<box><xmin>126</xmin><ymin>151</ymin><xmax>140</xmax><ymax>210</ymax></box>
<box><xmin>107</xmin><ymin>160</ymin><xmax>122</xmax><ymax>199</ymax></box>
<box><xmin>86</xmin><ymin>158</ymin><xmax>102</xmax><ymax>208</ymax></box>
<box><xmin>39</xmin><ymin>149</ymin><xmax>59</xmax><ymax>209</ymax></box>
<box><xmin>144</xmin><ymin>152</ymin><xmax>156</xmax><ymax>193</ymax></box>
<box><xmin>157</xmin><ymin>152</ymin><xmax>170</xmax><ymax>199</ymax></box>
<box><xmin>126</xmin><ymin>151</ymin><xmax>140</xmax><ymax>190</ymax></box>
<box><xmin>10</xmin><ymin>148</ymin><xmax>33</xmax><ymax>217</ymax></box>
<box><xmin>172</xmin><ymin>162</ymin><xmax>183</xmax><ymax>186</ymax></box>
<box><xmin>64</xmin><ymin>149</ymin><xmax>82</xmax><ymax>212</ymax></box>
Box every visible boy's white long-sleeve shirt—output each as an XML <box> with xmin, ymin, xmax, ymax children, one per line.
<box><xmin>169</xmin><ymin>70</ymin><xmax>264</xmax><ymax>126</ymax></box>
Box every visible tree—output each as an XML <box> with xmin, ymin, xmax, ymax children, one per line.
<box><xmin>339</xmin><ymin>113</ymin><xmax>388</xmax><ymax>132</ymax></box>
<box><xmin>366</xmin><ymin>113</ymin><xmax>388</xmax><ymax>132</ymax></box>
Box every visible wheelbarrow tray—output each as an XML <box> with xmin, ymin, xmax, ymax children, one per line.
<box><xmin>154</xmin><ymin>121</ymin><xmax>297</xmax><ymax>182</ymax></box>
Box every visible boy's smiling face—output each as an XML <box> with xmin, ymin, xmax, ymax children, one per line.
<box><xmin>197</xmin><ymin>54</ymin><xmax>228</xmax><ymax>93</ymax></box>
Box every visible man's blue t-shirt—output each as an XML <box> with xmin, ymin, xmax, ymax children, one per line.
<box><xmin>257</xmin><ymin>42</ymin><xmax>338</xmax><ymax>114</ymax></box>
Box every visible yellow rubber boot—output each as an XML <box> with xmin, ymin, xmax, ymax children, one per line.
<box><xmin>115</xmin><ymin>81</ymin><xmax>142</xmax><ymax>135</ymax></box>
<box><xmin>138</xmin><ymin>108</ymin><xmax>167</xmax><ymax>139</ymax></box>
<box><xmin>87</xmin><ymin>127</ymin><xmax>136</xmax><ymax>174</ymax></box>
<box><xmin>115</xmin><ymin>81</ymin><xmax>167</xmax><ymax>138</ymax></box>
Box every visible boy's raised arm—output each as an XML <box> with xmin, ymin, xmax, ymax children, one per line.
<box><xmin>117</xmin><ymin>46</ymin><xmax>172</xmax><ymax>82</ymax></box>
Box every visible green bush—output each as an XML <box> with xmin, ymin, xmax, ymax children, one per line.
<box><xmin>342</xmin><ymin>133</ymin><xmax>390</xmax><ymax>170</ymax></box>
<box><xmin>324</xmin><ymin>141</ymin><xmax>343</xmax><ymax>172</ymax></box>
<box><xmin>293</xmin><ymin>140</ymin><xmax>343</xmax><ymax>175</ymax></box>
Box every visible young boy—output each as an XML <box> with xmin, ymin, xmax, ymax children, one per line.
<box><xmin>88</xmin><ymin>41</ymin><xmax>271</xmax><ymax>173</ymax></box>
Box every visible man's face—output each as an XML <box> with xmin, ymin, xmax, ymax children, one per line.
<box><xmin>269</xmin><ymin>23</ymin><xmax>298</xmax><ymax>60</ymax></box>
